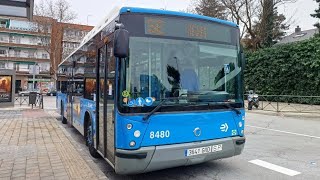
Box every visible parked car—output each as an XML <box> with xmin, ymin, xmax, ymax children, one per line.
<box><xmin>18</xmin><ymin>90</ymin><xmax>40</xmax><ymax>96</ymax></box>
<box><xmin>46</xmin><ymin>90</ymin><xmax>57</xmax><ymax>96</ymax></box>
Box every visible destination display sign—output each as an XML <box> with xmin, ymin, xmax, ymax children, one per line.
<box><xmin>145</xmin><ymin>17</ymin><xmax>233</xmax><ymax>43</ymax></box>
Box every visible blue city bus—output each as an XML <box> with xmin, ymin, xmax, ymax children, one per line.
<box><xmin>57</xmin><ymin>7</ymin><xmax>246</xmax><ymax>175</ymax></box>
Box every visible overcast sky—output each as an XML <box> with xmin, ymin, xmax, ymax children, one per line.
<box><xmin>47</xmin><ymin>0</ymin><xmax>318</xmax><ymax>34</ymax></box>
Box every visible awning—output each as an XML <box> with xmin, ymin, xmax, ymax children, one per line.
<box><xmin>27</xmin><ymin>79</ymin><xmax>51</xmax><ymax>82</ymax></box>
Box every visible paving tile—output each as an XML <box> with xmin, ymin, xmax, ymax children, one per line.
<box><xmin>0</xmin><ymin>177</ymin><xmax>11</xmax><ymax>180</ymax></box>
<box><xmin>54</xmin><ymin>175</ymin><xmax>69</xmax><ymax>180</ymax></box>
<box><xmin>0</xmin><ymin>109</ymin><xmax>103</xmax><ymax>180</ymax></box>
<box><xmin>40</xmin><ymin>176</ymin><xmax>54</xmax><ymax>180</ymax></box>
<box><xmin>11</xmin><ymin>177</ymin><xmax>26</xmax><ymax>180</ymax></box>
<box><xmin>0</xmin><ymin>172</ymin><xmax>11</xmax><ymax>178</ymax></box>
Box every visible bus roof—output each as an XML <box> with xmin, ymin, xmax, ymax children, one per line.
<box><xmin>120</xmin><ymin>7</ymin><xmax>238</xmax><ymax>28</ymax></box>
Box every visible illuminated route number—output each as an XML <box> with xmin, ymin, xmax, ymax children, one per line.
<box><xmin>187</xmin><ymin>24</ymin><xmax>207</xmax><ymax>39</ymax></box>
<box><xmin>150</xmin><ymin>130</ymin><xmax>170</xmax><ymax>139</ymax></box>
<box><xmin>146</xmin><ymin>18</ymin><xmax>164</xmax><ymax>35</ymax></box>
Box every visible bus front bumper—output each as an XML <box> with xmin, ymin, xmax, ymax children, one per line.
<box><xmin>115</xmin><ymin>136</ymin><xmax>245</xmax><ymax>175</ymax></box>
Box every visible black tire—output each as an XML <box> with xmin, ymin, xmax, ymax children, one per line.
<box><xmin>61</xmin><ymin>102</ymin><xmax>67</xmax><ymax>124</ymax></box>
<box><xmin>86</xmin><ymin>118</ymin><xmax>100</xmax><ymax>158</ymax></box>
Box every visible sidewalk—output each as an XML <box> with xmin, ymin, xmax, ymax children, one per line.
<box><xmin>247</xmin><ymin>109</ymin><xmax>320</xmax><ymax>119</ymax></box>
<box><xmin>0</xmin><ymin>109</ymin><xmax>107</xmax><ymax>180</ymax></box>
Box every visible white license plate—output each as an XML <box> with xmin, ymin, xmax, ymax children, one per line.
<box><xmin>185</xmin><ymin>144</ymin><xmax>223</xmax><ymax>157</ymax></box>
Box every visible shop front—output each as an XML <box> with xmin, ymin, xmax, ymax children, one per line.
<box><xmin>27</xmin><ymin>78</ymin><xmax>53</xmax><ymax>93</ymax></box>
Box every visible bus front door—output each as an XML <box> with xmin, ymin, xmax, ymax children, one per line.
<box><xmin>98</xmin><ymin>43</ymin><xmax>116</xmax><ymax>165</ymax></box>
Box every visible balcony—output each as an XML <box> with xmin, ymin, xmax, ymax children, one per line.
<box><xmin>0</xmin><ymin>34</ymin><xmax>8</xmax><ymax>41</ymax></box>
<box><xmin>9</xmin><ymin>40</ymin><xmax>22</xmax><ymax>45</ymax></box>
<box><xmin>63</xmin><ymin>36</ymin><xmax>83</xmax><ymax>43</ymax></box>
<box><xmin>0</xmin><ymin>54</ymin><xmax>50</xmax><ymax>62</ymax></box>
<box><xmin>0</xmin><ymin>42</ymin><xmax>45</xmax><ymax>50</ymax></box>
<box><xmin>0</xmin><ymin>27</ymin><xmax>50</xmax><ymax>37</ymax></box>
<box><xmin>15</xmin><ymin>70</ymin><xmax>51</xmax><ymax>76</ymax></box>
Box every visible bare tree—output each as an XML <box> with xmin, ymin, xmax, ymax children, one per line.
<box><xmin>34</xmin><ymin>0</ymin><xmax>77</xmax><ymax>23</ymax></box>
<box><xmin>221</xmin><ymin>0</ymin><xmax>263</xmax><ymax>49</ymax></box>
<box><xmin>188</xmin><ymin>0</ymin><xmax>296</xmax><ymax>50</ymax></box>
<box><xmin>33</xmin><ymin>0</ymin><xmax>77</xmax><ymax>79</ymax></box>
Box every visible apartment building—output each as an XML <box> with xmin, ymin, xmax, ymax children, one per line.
<box><xmin>58</xmin><ymin>23</ymin><xmax>93</xmax><ymax>68</ymax></box>
<box><xmin>0</xmin><ymin>16</ymin><xmax>51</xmax><ymax>93</ymax></box>
<box><xmin>0</xmin><ymin>16</ymin><xmax>93</xmax><ymax>93</ymax></box>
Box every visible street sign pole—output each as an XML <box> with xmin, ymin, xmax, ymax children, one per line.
<box><xmin>225</xmin><ymin>74</ymin><xmax>226</xmax><ymax>92</ymax></box>
<box><xmin>32</xmin><ymin>63</ymin><xmax>35</xmax><ymax>91</ymax></box>
<box><xmin>31</xmin><ymin>63</ymin><xmax>39</xmax><ymax>91</ymax></box>
<box><xmin>224</xmin><ymin>64</ymin><xmax>230</xmax><ymax>92</ymax></box>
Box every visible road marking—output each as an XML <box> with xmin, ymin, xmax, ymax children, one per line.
<box><xmin>246</xmin><ymin>125</ymin><xmax>320</xmax><ymax>139</ymax></box>
<box><xmin>249</xmin><ymin>159</ymin><xmax>301</xmax><ymax>176</ymax></box>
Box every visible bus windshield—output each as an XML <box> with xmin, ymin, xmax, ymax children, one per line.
<box><xmin>119</xmin><ymin>36</ymin><xmax>243</xmax><ymax>113</ymax></box>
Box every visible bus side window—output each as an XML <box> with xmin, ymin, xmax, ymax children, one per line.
<box><xmin>84</xmin><ymin>78</ymin><xmax>96</xmax><ymax>100</ymax></box>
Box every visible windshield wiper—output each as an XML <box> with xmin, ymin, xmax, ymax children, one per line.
<box><xmin>208</xmin><ymin>102</ymin><xmax>241</xmax><ymax>115</ymax></box>
<box><xmin>223</xmin><ymin>103</ymin><xmax>241</xmax><ymax>115</ymax></box>
<box><xmin>143</xmin><ymin>97</ymin><xmax>187</xmax><ymax>121</ymax></box>
<box><xmin>142</xmin><ymin>98</ymin><xmax>169</xmax><ymax>121</ymax></box>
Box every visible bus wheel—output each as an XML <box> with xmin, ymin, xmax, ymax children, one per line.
<box><xmin>86</xmin><ymin>118</ymin><xmax>100</xmax><ymax>158</ymax></box>
<box><xmin>61</xmin><ymin>102</ymin><xmax>67</xmax><ymax>124</ymax></box>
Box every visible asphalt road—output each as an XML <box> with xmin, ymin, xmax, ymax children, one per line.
<box><xmin>49</xmin><ymin>94</ymin><xmax>320</xmax><ymax>180</ymax></box>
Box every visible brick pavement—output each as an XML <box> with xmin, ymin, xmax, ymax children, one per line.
<box><xmin>0</xmin><ymin>109</ymin><xmax>107</xmax><ymax>180</ymax></box>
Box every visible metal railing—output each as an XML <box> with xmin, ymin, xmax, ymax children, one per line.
<box><xmin>14</xmin><ymin>94</ymin><xmax>44</xmax><ymax>109</ymax></box>
<box><xmin>244</xmin><ymin>94</ymin><xmax>320</xmax><ymax>113</ymax></box>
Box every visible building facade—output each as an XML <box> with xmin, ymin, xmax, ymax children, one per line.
<box><xmin>58</xmin><ymin>23</ymin><xmax>93</xmax><ymax>68</ymax></box>
<box><xmin>0</xmin><ymin>16</ymin><xmax>93</xmax><ymax>93</ymax></box>
<box><xmin>0</xmin><ymin>16</ymin><xmax>51</xmax><ymax>93</ymax></box>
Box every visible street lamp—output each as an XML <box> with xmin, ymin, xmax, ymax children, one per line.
<box><xmin>87</xmin><ymin>15</ymin><xmax>92</xmax><ymax>25</ymax></box>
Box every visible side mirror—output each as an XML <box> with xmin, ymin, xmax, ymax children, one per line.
<box><xmin>114</xmin><ymin>28</ymin><xmax>129</xmax><ymax>58</ymax></box>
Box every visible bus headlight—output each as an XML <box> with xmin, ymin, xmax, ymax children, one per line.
<box><xmin>129</xmin><ymin>141</ymin><xmax>136</xmax><ymax>147</ymax></box>
<box><xmin>134</xmin><ymin>130</ymin><xmax>141</xmax><ymax>138</ymax></box>
<box><xmin>239</xmin><ymin>122</ymin><xmax>243</xmax><ymax>128</ymax></box>
<box><xmin>127</xmin><ymin>123</ymin><xmax>133</xmax><ymax>130</ymax></box>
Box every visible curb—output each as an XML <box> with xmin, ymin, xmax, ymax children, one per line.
<box><xmin>246</xmin><ymin>110</ymin><xmax>320</xmax><ymax>119</ymax></box>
